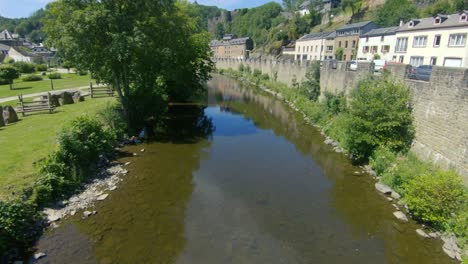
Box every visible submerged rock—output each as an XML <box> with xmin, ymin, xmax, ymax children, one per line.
<box><xmin>393</xmin><ymin>211</ymin><xmax>408</xmax><ymax>222</ymax></box>
<box><xmin>34</xmin><ymin>252</ymin><xmax>47</xmax><ymax>260</ymax></box>
<box><xmin>97</xmin><ymin>194</ymin><xmax>109</xmax><ymax>201</ymax></box>
<box><xmin>375</xmin><ymin>183</ymin><xmax>393</xmax><ymax>194</ymax></box>
<box><xmin>416</xmin><ymin>229</ymin><xmax>430</xmax><ymax>238</ymax></box>
<box><xmin>391</xmin><ymin>191</ymin><xmax>401</xmax><ymax>200</ymax></box>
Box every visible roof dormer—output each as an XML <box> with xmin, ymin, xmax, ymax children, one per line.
<box><xmin>460</xmin><ymin>11</ymin><xmax>468</xmax><ymax>22</ymax></box>
<box><xmin>434</xmin><ymin>14</ymin><xmax>448</xmax><ymax>25</ymax></box>
<box><xmin>408</xmin><ymin>19</ymin><xmax>420</xmax><ymax>28</ymax></box>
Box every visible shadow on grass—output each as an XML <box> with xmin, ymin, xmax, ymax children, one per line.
<box><xmin>11</xmin><ymin>86</ymin><xmax>33</xmax><ymax>91</ymax></box>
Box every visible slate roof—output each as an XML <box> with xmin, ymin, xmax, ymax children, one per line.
<box><xmin>363</xmin><ymin>27</ymin><xmax>398</xmax><ymax>37</ymax></box>
<box><xmin>210</xmin><ymin>37</ymin><xmax>251</xmax><ymax>47</ymax></box>
<box><xmin>397</xmin><ymin>12</ymin><xmax>468</xmax><ymax>32</ymax></box>
<box><xmin>0</xmin><ymin>43</ymin><xmax>10</xmax><ymax>51</ymax></box>
<box><xmin>337</xmin><ymin>21</ymin><xmax>374</xmax><ymax>31</ymax></box>
<box><xmin>297</xmin><ymin>32</ymin><xmax>334</xmax><ymax>42</ymax></box>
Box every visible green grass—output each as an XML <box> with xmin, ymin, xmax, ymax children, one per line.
<box><xmin>0</xmin><ymin>97</ymin><xmax>116</xmax><ymax>199</ymax></box>
<box><xmin>0</xmin><ymin>73</ymin><xmax>93</xmax><ymax>99</ymax></box>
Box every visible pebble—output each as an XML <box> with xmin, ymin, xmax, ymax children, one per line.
<box><xmin>124</xmin><ymin>162</ymin><xmax>131</xmax><ymax>166</ymax></box>
<box><xmin>97</xmin><ymin>194</ymin><xmax>109</xmax><ymax>201</ymax></box>
<box><xmin>393</xmin><ymin>211</ymin><xmax>408</xmax><ymax>222</ymax></box>
<box><xmin>140</xmin><ymin>149</ymin><xmax>145</xmax><ymax>152</ymax></box>
<box><xmin>416</xmin><ymin>229</ymin><xmax>430</xmax><ymax>238</ymax></box>
<box><xmin>109</xmin><ymin>186</ymin><xmax>117</xmax><ymax>191</ymax></box>
<box><xmin>70</xmin><ymin>210</ymin><xmax>76</xmax><ymax>216</ymax></box>
<box><xmin>386</xmin><ymin>197</ymin><xmax>393</xmax><ymax>202</ymax></box>
<box><xmin>34</xmin><ymin>252</ymin><xmax>47</xmax><ymax>260</ymax></box>
<box><xmin>375</xmin><ymin>182</ymin><xmax>393</xmax><ymax>194</ymax></box>
<box><xmin>133</xmin><ymin>153</ymin><xmax>137</xmax><ymax>156</ymax></box>
<box><xmin>391</xmin><ymin>191</ymin><xmax>401</xmax><ymax>200</ymax></box>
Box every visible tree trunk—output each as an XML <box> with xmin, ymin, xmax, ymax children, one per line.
<box><xmin>113</xmin><ymin>76</ymin><xmax>130</xmax><ymax>127</ymax></box>
<box><xmin>9</xmin><ymin>80</ymin><xmax>13</xmax><ymax>90</ymax></box>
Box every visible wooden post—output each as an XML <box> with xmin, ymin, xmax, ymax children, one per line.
<box><xmin>50</xmin><ymin>79</ymin><xmax>54</xmax><ymax>90</ymax></box>
<box><xmin>18</xmin><ymin>94</ymin><xmax>25</xmax><ymax>117</ymax></box>
<box><xmin>47</xmin><ymin>92</ymin><xmax>52</xmax><ymax>114</ymax></box>
<box><xmin>90</xmin><ymin>82</ymin><xmax>93</xmax><ymax>98</ymax></box>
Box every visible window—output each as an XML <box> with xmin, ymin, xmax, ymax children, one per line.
<box><xmin>381</xmin><ymin>36</ymin><xmax>385</xmax><ymax>42</ymax></box>
<box><xmin>303</xmin><ymin>46</ymin><xmax>306</xmax><ymax>52</ymax></box>
<box><xmin>413</xmin><ymin>36</ymin><xmax>427</xmax><ymax>47</ymax></box>
<box><xmin>338</xmin><ymin>41</ymin><xmax>342</xmax><ymax>48</ymax></box>
<box><xmin>343</xmin><ymin>55</ymin><xmax>347</xmax><ymax>61</ymax></box>
<box><xmin>399</xmin><ymin>56</ymin><xmax>404</xmax><ymax>63</ymax></box>
<box><xmin>409</xmin><ymin>56</ymin><xmax>424</xmax><ymax>67</ymax></box>
<box><xmin>434</xmin><ymin>17</ymin><xmax>441</xmax><ymax>24</ymax></box>
<box><xmin>381</xmin><ymin>45</ymin><xmax>390</xmax><ymax>53</ymax></box>
<box><xmin>327</xmin><ymin>45</ymin><xmax>333</xmax><ymax>52</ymax></box>
<box><xmin>461</xmin><ymin>14</ymin><xmax>467</xmax><ymax>22</ymax></box>
<box><xmin>315</xmin><ymin>45</ymin><xmax>318</xmax><ymax>52</ymax></box>
<box><xmin>296</xmin><ymin>55</ymin><xmax>301</xmax><ymax>60</ymax></box>
<box><xmin>396</xmin><ymin>37</ymin><xmax>408</xmax><ymax>52</ymax></box>
<box><xmin>362</xmin><ymin>46</ymin><xmax>369</xmax><ymax>53</ymax></box>
<box><xmin>430</xmin><ymin>57</ymin><xmax>437</xmax><ymax>65</ymax></box>
<box><xmin>306</xmin><ymin>46</ymin><xmax>309</xmax><ymax>52</ymax></box>
<box><xmin>345</xmin><ymin>41</ymin><xmax>348</xmax><ymax>48</ymax></box>
<box><xmin>352</xmin><ymin>40</ymin><xmax>356</xmax><ymax>48</ymax></box>
<box><xmin>434</xmin><ymin>35</ymin><xmax>441</xmax><ymax>47</ymax></box>
<box><xmin>366</xmin><ymin>37</ymin><xmax>369</xmax><ymax>42</ymax></box>
<box><xmin>448</xmin><ymin>34</ymin><xmax>466</xmax><ymax>47</ymax></box>
<box><xmin>371</xmin><ymin>46</ymin><xmax>378</xmax><ymax>53</ymax></box>
<box><xmin>302</xmin><ymin>54</ymin><xmax>307</xmax><ymax>60</ymax></box>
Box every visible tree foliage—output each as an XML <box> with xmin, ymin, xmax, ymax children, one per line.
<box><xmin>342</xmin><ymin>75</ymin><xmax>415</xmax><ymax>162</ymax></box>
<box><xmin>44</xmin><ymin>0</ymin><xmax>213</xmax><ymax>128</ymax></box>
<box><xmin>0</xmin><ymin>65</ymin><xmax>20</xmax><ymax>90</ymax></box>
<box><xmin>374</xmin><ymin>0</ymin><xmax>419</xmax><ymax>27</ymax></box>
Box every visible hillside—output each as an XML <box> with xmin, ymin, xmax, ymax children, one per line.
<box><xmin>0</xmin><ymin>9</ymin><xmax>46</xmax><ymax>43</ymax></box>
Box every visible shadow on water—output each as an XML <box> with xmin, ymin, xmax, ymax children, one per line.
<box><xmin>36</xmin><ymin>105</ymin><xmax>214</xmax><ymax>264</ymax></box>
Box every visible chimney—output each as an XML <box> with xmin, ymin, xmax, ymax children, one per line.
<box><xmin>399</xmin><ymin>20</ymin><xmax>404</xmax><ymax>26</ymax></box>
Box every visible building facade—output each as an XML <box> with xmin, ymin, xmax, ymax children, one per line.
<box><xmin>334</xmin><ymin>21</ymin><xmax>379</xmax><ymax>61</ymax></box>
<box><xmin>357</xmin><ymin>27</ymin><xmax>398</xmax><ymax>61</ymax></box>
<box><xmin>294</xmin><ymin>32</ymin><xmax>332</xmax><ymax>61</ymax></box>
<box><xmin>210</xmin><ymin>35</ymin><xmax>253</xmax><ymax>60</ymax></box>
<box><xmin>394</xmin><ymin>12</ymin><xmax>468</xmax><ymax>67</ymax></box>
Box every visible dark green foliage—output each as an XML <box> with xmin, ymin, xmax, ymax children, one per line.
<box><xmin>450</xmin><ymin>204</ymin><xmax>468</xmax><ymax>248</ymax></box>
<box><xmin>374</xmin><ymin>0</ymin><xmax>419</xmax><ymax>27</ymax></box>
<box><xmin>299</xmin><ymin>61</ymin><xmax>321</xmax><ymax>101</ymax></box>
<box><xmin>47</xmin><ymin>72</ymin><xmax>62</xmax><ymax>79</ymax></box>
<box><xmin>260</xmin><ymin>73</ymin><xmax>270</xmax><ymax>81</ymax></box>
<box><xmin>342</xmin><ymin>76</ymin><xmax>414</xmax><ymax>162</ymax></box>
<box><xmin>0</xmin><ymin>200</ymin><xmax>39</xmax><ymax>257</ymax></box>
<box><xmin>253</xmin><ymin>69</ymin><xmax>262</xmax><ymax>78</ymax></box>
<box><xmin>335</xmin><ymin>48</ymin><xmax>343</xmax><ymax>60</ymax></box>
<box><xmin>324</xmin><ymin>92</ymin><xmax>347</xmax><ymax>115</ymax></box>
<box><xmin>13</xmin><ymin>62</ymin><xmax>36</xmax><ymax>74</ymax></box>
<box><xmin>245</xmin><ymin>65</ymin><xmax>252</xmax><ymax>74</ymax></box>
<box><xmin>215</xmin><ymin>23</ymin><xmax>225</xmax><ymax>39</ymax></box>
<box><xmin>422</xmin><ymin>0</ymin><xmax>463</xmax><ymax>16</ymax></box>
<box><xmin>0</xmin><ymin>9</ymin><xmax>46</xmax><ymax>41</ymax></box>
<box><xmin>404</xmin><ymin>170</ymin><xmax>467</xmax><ymax>228</ymax></box>
<box><xmin>0</xmin><ymin>65</ymin><xmax>20</xmax><ymax>89</ymax></box>
<box><xmin>35</xmin><ymin>64</ymin><xmax>48</xmax><ymax>72</ymax></box>
<box><xmin>98</xmin><ymin>102</ymin><xmax>127</xmax><ymax>140</ymax></box>
<box><xmin>22</xmin><ymin>75</ymin><xmax>43</xmax><ymax>82</ymax></box>
<box><xmin>238</xmin><ymin>63</ymin><xmax>245</xmax><ymax>72</ymax></box>
<box><xmin>369</xmin><ymin>146</ymin><xmax>397</xmax><ymax>175</ymax></box>
<box><xmin>40</xmin><ymin>116</ymin><xmax>115</xmax><ymax>184</ymax></box>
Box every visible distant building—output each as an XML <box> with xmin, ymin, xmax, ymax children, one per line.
<box><xmin>293</xmin><ymin>32</ymin><xmax>333</xmax><ymax>61</ymax></box>
<box><xmin>334</xmin><ymin>21</ymin><xmax>379</xmax><ymax>61</ymax></box>
<box><xmin>357</xmin><ymin>26</ymin><xmax>398</xmax><ymax>61</ymax></box>
<box><xmin>8</xmin><ymin>46</ymin><xmax>38</xmax><ymax>63</ymax></box>
<box><xmin>323</xmin><ymin>31</ymin><xmax>336</xmax><ymax>59</ymax></box>
<box><xmin>0</xmin><ymin>29</ymin><xmax>13</xmax><ymax>41</ymax></box>
<box><xmin>394</xmin><ymin>11</ymin><xmax>468</xmax><ymax>67</ymax></box>
<box><xmin>298</xmin><ymin>1</ymin><xmax>311</xmax><ymax>16</ymax></box>
<box><xmin>210</xmin><ymin>35</ymin><xmax>253</xmax><ymax>59</ymax></box>
<box><xmin>0</xmin><ymin>29</ymin><xmax>22</xmax><ymax>46</ymax></box>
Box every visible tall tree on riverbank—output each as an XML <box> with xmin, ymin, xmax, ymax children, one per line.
<box><xmin>43</xmin><ymin>0</ymin><xmax>213</xmax><ymax>128</ymax></box>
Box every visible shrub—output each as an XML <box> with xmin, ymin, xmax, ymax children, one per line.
<box><xmin>323</xmin><ymin>92</ymin><xmax>346</xmax><ymax>115</ymax></box>
<box><xmin>450</xmin><ymin>204</ymin><xmax>468</xmax><ymax>249</ymax></box>
<box><xmin>238</xmin><ymin>63</ymin><xmax>245</xmax><ymax>72</ymax></box>
<box><xmin>299</xmin><ymin>61</ymin><xmax>321</xmax><ymax>101</ymax></box>
<box><xmin>30</xmin><ymin>173</ymin><xmax>69</xmax><ymax>207</ymax></box>
<box><xmin>98</xmin><ymin>102</ymin><xmax>127</xmax><ymax>140</ymax></box>
<box><xmin>342</xmin><ymin>76</ymin><xmax>414</xmax><ymax>163</ymax></box>
<box><xmin>381</xmin><ymin>153</ymin><xmax>434</xmax><ymax>195</ymax></box>
<box><xmin>370</xmin><ymin>146</ymin><xmax>398</xmax><ymax>175</ymax></box>
<box><xmin>35</xmin><ymin>64</ymin><xmax>48</xmax><ymax>72</ymax></box>
<box><xmin>3</xmin><ymin>56</ymin><xmax>14</xmax><ymax>64</ymax></box>
<box><xmin>218</xmin><ymin>69</ymin><xmax>224</xmax><ymax>75</ymax></box>
<box><xmin>404</xmin><ymin>170</ymin><xmax>467</xmax><ymax>228</ymax></box>
<box><xmin>48</xmin><ymin>72</ymin><xmax>62</xmax><ymax>79</ymax></box>
<box><xmin>253</xmin><ymin>69</ymin><xmax>262</xmax><ymax>78</ymax></box>
<box><xmin>0</xmin><ymin>65</ymin><xmax>20</xmax><ymax>89</ymax></box>
<box><xmin>40</xmin><ymin>116</ymin><xmax>115</xmax><ymax>183</ymax></box>
<box><xmin>13</xmin><ymin>62</ymin><xmax>35</xmax><ymax>74</ymax></box>
<box><xmin>22</xmin><ymin>75</ymin><xmax>43</xmax><ymax>82</ymax></box>
<box><xmin>245</xmin><ymin>65</ymin><xmax>252</xmax><ymax>74</ymax></box>
<box><xmin>0</xmin><ymin>200</ymin><xmax>39</xmax><ymax>257</ymax></box>
<box><xmin>0</xmin><ymin>79</ymin><xmax>9</xmax><ymax>85</ymax></box>
<box><xmin>260</xmin><ymin>73</ymin><xmax>269</xmax><ymax>81</ymax></box>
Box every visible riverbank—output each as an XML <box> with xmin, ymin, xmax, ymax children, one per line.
<box><xmin>217</xmin><ymin>69</ymin><xmax>467</xmax><ymax>262</ymax></box>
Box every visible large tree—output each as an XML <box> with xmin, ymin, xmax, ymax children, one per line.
<box><xmin>374</xmin><ymin>0</ymin><xmax>419</xmax><ymax>27</ymax></box>
<box><xmin>44</xmin><ymin>0</ymin><xmax>213</xmax><ymax>127</ymax></box>
<box><xmin>0</xmin><ymin>65</ymin><xmax>20</xmax><ymax>90</ymax></box>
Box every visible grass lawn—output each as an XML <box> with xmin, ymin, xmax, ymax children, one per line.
<box><xmin>0</xmin><ymin>97</ymin><xmax>116</xmax><ymax>199</ymax></box>
<box><xmin>0</xmin><ymin>73</ymin><xmax>93</xmax><ymax>99</ymax></box>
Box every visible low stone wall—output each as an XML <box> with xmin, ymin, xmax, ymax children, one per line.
<box><xmin>214</xmin><ymin>58</ymin><xmax>468</xmax><ymax>181</ymax></box>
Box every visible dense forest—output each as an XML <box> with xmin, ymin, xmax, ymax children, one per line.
<box><xmin>0</xmin><ymin>9</ymin><xmax>46</xmax><ymax>43</ymax></box>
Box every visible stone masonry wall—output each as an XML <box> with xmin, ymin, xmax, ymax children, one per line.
<box><xmin>214</xmin><ymin>58</ymin><xmax>468</xmax><ymax>181</ymax></box>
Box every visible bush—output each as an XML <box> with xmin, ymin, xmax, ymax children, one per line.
<box><xmin>35</xmin><ymin>64</ymin><xmax>48</xmax><ymax>72</ymax></box>
<box><xmin>450</xmin><ymin>204</ymin><xmax>468</xmax><ymax>249</ymax></box>
<box><xmin>238</xmin><ymin>63</ymin><xmax>245</xmax><ymax>72</ymax></box>
<box><xmin>77</xmin><ymin>70</ymin><xmax>88</xmax><ymax>76</ymax></box>
<box><xmin>98</xmin><ymin>102</ymin><xmax>127</xmax><ymax>140</ymax></box>
<box><xmin>342</xmin><ymin>76</ymin><xmax>414</xmax><ymax>163</ymax></box>
<box><xmin>370</xmin><ymin>146</ymin><xmax>397</xmax><ymax>175</ymax></box>
<box><xmin>323</xmin><ymin>92</ymin><xmax>346</xmax><ymax>115</ymax></box>
<box><xmin>260</xmin><ymin>73</ymin><xmax>269</xmax><ymax>81</ymax></box>
<box><xmin>12</xmin><ymin>62</ymin><xmax>35</xmax><ymax>74</ymax></box>
<box><xmin>40</xmin><ymin>116</ymin><xmax>115</xmax><ymax>184</ymax></box>
<box><xmin>0</xmin><ymin>79</ymin><xmax>10</xmax><ymax>85</ymax></box>
<box><xmin>3</xmin><ymin>56</ymin><xmax>14</xmax><ymax>64</ymax></box>
<box><xmin>0</xmin><ymin>200</ymin><xmax>39</xmax><ymax>257</ymax></box>
<box><xmin>253</xmin><ymin>69</ymin><xmax>262</xmax><ymax>78</ymax></box>
<box><xmin>48</xmin><ymin>72</ymin><xmax>62</xmax><ymax>79</ymax></box>
<box><xmin>22</xmin><ymin>75</ymin><xmax>43</xmax><ymax>82</ymax></box>
<box><xmin>299</xmin><ymin>61</ymin><xmax>320</xmax><ymax>101</ymax></box>
<box><xmin>245</xmin><ymin>65</ymin><xmax>252</xmax><ymax>74</ymax></box>
<box><xmin>404</xmin><ymin>170</ymin><xmax>467</xmax><ymax>228</ymax></box>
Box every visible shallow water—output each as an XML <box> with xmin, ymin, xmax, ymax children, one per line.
<box><xmin>36</xmin><ymin>74</ymin><xmax>454</xmax><ymax>264</ymax></box>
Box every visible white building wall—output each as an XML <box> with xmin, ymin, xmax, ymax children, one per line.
<box><xmin>357</xmin><ymin>34</ymin><xmax>396</xmax><ymax>62</ymax></box>
<box><xmin>295</xmin><ymin>38</ymin><xmax>327</xmax><ymax>61</ymax></box>
<box><xmin>8</xmin><ymin>47</ymin><xmax>33</xmax><ymax>63</ymax></box>
<box><xmin>394</xmin><ymin>27</ymin><xmax>468</xmax><ymax>68</ymax></box>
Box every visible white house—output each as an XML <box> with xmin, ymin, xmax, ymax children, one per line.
<box><xmin>298</xmin><ymin>1</ymin><xmax>311</xmax><ymax>16</ymax></box>
<box><xmin>394</xmin><ymin>11</ymin><xmax>468</xmax><ymax>68</ymax></box>
<box><xmin>0</xmin><ymin>29</ymin><xmax>13</xmax><ymax>41</ymax></box>
<box><xmin>357</xmin><ymin>27</ymin><xmax>398</xmax><ymax>61</ymax></box>
<box><xmin>294</xmin><ymin>32</ymin><xmax>332</xmax><ymax>61</ymax></box>
<box><xmin>8</xmin><ymin>46</ymin><xmax>36</xmax><ymax>63</ymax></box>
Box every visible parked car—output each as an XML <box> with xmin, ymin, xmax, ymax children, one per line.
<box><xmin>323</xmin><ymin>59</ymin><xmax>338</xmax><ymax>69</ymax></box>
<box><xmin>409</xmin><ymin>65</ymin><xmax>433</xmax><ymax>81</ymax></box>
<box><xmin>373</xmin><ymin>59</ymin><xmax>387</xmax><ymax>72</ymax></box>
<box><xmin>349</xmin><ymin>60</ymin><xmax>358</xmax><ymax>71</ymax></box>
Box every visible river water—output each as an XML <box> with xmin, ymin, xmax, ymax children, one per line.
<box><xmin>36</xmin><ymin>74</ymin><xmax>453</xmax><ymax>264</ymax></box>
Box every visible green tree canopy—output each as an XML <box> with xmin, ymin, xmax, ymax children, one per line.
<box><xmin>374</xmin><ymin>0</ymin><xmax>419</xmax><ymax>27</ymax></box>
<box><xmin>44</xmin><ymin>0</ymin><xmax>213</xmax><ymax>127</ymax></box>
<box><xmin>0</xmin><ymin>65</ymin><xmax>20</xmax><ymax>90</ymax></box>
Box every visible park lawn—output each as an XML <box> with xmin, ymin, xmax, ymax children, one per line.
<box><xmin>0</xmin><ymin>73</ymin><xmax>93</xmax><ymax>99</ymax></box>
<box><xmin>0</xmin><ymin>97</ymin><xmax>116</xmax><ymax>199</ymax></box>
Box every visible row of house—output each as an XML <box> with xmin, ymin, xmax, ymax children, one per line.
<box><xmin>0</xmin><ymin>29</ymin><xmax>56</xmax><ymax>63</ymax></box>
<box><xmin>287</xmin><ymin>11</ymin><xmax>468</xmax><ymax>68</ymax></box>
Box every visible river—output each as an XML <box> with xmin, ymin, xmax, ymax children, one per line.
<box><xmin>35</xmin><ymin>74</ymin><xmax>454</xmax><ymax>264</ymax></box>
